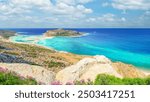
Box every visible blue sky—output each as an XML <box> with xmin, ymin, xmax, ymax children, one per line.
<box><xmin>0</xmin><ymin>0</ymin><xmax>150</xmax><ymax>28</ymax></box>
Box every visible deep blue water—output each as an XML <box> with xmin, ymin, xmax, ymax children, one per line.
<box><xmin>5</xmin><ymin>28</ymin><xmax>150</xmax><ymax>70</ymax></box>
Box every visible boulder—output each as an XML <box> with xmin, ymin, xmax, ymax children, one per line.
<box><xmin>56</xmin><ymin>55</ymin><xmax>122</xmax><ymax>84</ymax></box>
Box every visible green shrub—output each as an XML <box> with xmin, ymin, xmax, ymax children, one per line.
<box><xmin>145</xmin><ymin>78</ymin><xmax>150</xmax><ymax>85</ymax></box>
<box><xmin>122</xmin><ymin>78</ymin><xmax>146</xmax><ymax>85</ymax></box>
<box><xmin>94</xmin><ymin>74</ymin><xmax>123</xmax><ymax>85</ymax></box>
<box><xmin>44</xmin><ymin>60</ymin><xmax>66</xmax><ymax>68</ymax></box>
<box><xmin>0</xmin><ymin>72</ymin><xmax>37</xmax><ymax>85</ymax></box>
<box><xmin>94</xmin><ymin>74</ymin><xmax>150</xmax><ymax>85</ymax></box>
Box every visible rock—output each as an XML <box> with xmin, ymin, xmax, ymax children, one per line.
<box><xmin>56</xmin><ymin>55</ymin><xmax>122</xmax><ymax>84</ymax></box>
<box><xmin>0</xmin><ymin>63</ymin><xmax>55</xmax><ymax>84</ymax></box>
<box><xmin>56</xmin><ymin>55</ymin><xmax>147</xmax><ymax>84</ymax></box>
<box><xmin>94</xmin><ymin>55</ymin><xmax>111</xmax><ymax>64</ymax></box>
<box><xmin>0</xmin><ymin>53</ymin><xmax>28</xmax><ymax>63</ymax></box>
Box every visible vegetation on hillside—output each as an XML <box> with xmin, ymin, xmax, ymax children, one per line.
<box><xmin>44</xmin><ymin>29</ymin><xmax>83</xmax><ymax>37</ymax></box>
<box><xmin>0</xmin><ymin>41</ymin><xmax>84</xmax><ymax>72</ymax></box>
<box><xmin>0</xmin><ymin>72</ymin><xmax>37</xmax><ymax>85</ymax></box>
<box><xmin>94</xmin><ymin>74</ymin><xmax>150</xmax><ymax>85</ymax></box>
<box><xmin>0</xmin><ymin>30</ymin><xmax>16</xmax><ymax>39</ymax></box>
<box><xmin>50</xmin><ymin>74</ymin><xmax>150</xmax><ymax>85</ymax></box>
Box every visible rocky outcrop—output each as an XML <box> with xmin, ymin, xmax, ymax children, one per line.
<box><xmin>0</xmin><ymin>53</ymin><xmax>29</xmax><ymax>63</ymax></box>
<box><xmin>0</xmin><ymin>63</ymin><xmax>55</xmax><ymax>84</ymax></box>
<box><xmin>44</xmin><ymin>29</ymin><xmax>83</xmax><ymax>37</ymax></box>
<box><xmin>56</xmin><ymin>55</ymin><xmax>122</xmax><ymax>84</ymax></box>
<box><xmin>56</xmin><ymin>55</ymin><xmax>147</xmax><ymax>84</ymax></box>
<box><xmin>0</xmin><ymin>30</ymin><xmax>16</xmax><ymax>39</ymax></box>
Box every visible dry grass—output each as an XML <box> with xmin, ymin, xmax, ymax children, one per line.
<box><xmin>0</xmin><ymin>40</ymin><xmax>85</xmax><ymax>72</ymax></box>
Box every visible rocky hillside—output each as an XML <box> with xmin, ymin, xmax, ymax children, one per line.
<box><xmin>0</xmin><ymin>30</ymin><xmax>16</xmax><ymax>39</ymax></box>
<box><xmin>0</xmin><ymin>40</ymin><xmax>150</xmax><ymax>85</ymax></box>
<box><xmin>56</xmin><ymin>55</ymin><xmax>148</xmax><ymax>84</ymax></box>
<box><xmin>0</xmin><ymin>40</ymin><xmax>84</xmax><ymax>72</ymax></box>
<box><xmin>0</xmin><ymin>63</ymin><xmax>55</xmax><ymax>84</ymax></box>
<box><xmin>44</xmin><ymin>29</ymin><xmax>83</xmax><ymax>37</ymax></box>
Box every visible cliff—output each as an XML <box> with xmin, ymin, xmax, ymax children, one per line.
<box><xmin>43</xmin><ymin>29</ymin><xmax>83</xmax><ymax>37</ymax></box>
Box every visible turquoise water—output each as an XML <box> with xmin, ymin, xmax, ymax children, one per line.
<box><xmin>10</xmin><ymin>35</ymin><xmax>40</xmax><ymax>43</ymax></box>
<box><xmin>9</xmin><ymin>28</ymin><xmax>150</xmax><ymax>70</ymax></box>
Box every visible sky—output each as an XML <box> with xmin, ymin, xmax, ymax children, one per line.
<box><xmin>0</xmin><ymin>0</ymin><xmax>150</xmax><ymax>28</ymax></box>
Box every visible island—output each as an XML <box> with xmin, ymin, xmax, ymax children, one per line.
<box><xmin>43</xmin><ymin>29</ymin><xmax>83</xmax><ymax>37</ymax></box>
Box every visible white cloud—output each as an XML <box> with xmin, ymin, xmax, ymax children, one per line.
<box><xmin>87</xmin><ymin>14</ymin><xmax>125</xmax><ymax>22</ymax></box>
<box><xmin>112</xmin><ymin>0</ymin><xmax>150</xmax><ymax>10</ymax></box>
<box><xmin>0</xmin><ymin>0</ymin><xmax>93</xmax><ymax>27</ymax></box>
<box><xmin>53</xmin><ymin>3</ymin><xmax>92</xmax><ymax>18</ymax></box>
<box><xmin>98</xmin><ymin>14</ymin><xmax>116</xmax><ymax>22</ymax></box>
<box><xmin>85</xmin><ymin>14</ymin><xmax>128</xmax><ymax>27</ymax></box>
<box><xmin>0</xmin><ymin>0</ymin><xmax>52</xmax><ymax>15</ymax></box>
<box><xmin>86</xmin><ymin>17</ymin><xmax>96</xmax><ymax>22</ymax></box>
<box><xmin>121</xmin><ymin>17</ymin><xmax>126</xmax><ymax>22</ymax></box>
<box><xmin>102</xmin><ymin>2</ymin><xmax>109</xmax><ymax>7</ymax></box>
<box><xmin>78</xmin><ymin>0</ymin><xmax>93</xmax><ymax>4</ymax></box>
<box><xmin>56</xmin><ymin>0</ymin><xmax>92</xmax><ymax>5</ymax></box>
<box><xmin>139</xmin><ymin>11</ymin><xmax>150</xmax><ymax>20</ymax></box>
<box><xmin>0</xmin><ymin>0</ymin><xmax>92</xmax><ymax>17</ymax></box>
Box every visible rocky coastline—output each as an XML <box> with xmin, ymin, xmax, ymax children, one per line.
<box><xmin>0</xmin><ymin>30</ymin><xmax>150</xmax><ymax>85</ymax></box>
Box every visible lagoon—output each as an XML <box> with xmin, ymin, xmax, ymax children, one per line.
<box><xmin>9</xmin><ymin>28</ymin><xmax>150</xmax><ymax>69</ymax></box>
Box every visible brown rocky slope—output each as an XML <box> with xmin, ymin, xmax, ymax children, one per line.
<box><xmin>56</xmin><ymin>55</ymin><xmax>148</xmax><ymax>84</ymax></box>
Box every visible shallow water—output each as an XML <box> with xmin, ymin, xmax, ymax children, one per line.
<box><xmin>9</xmin><ymin>28</ymin><xmax>150</xmax><ymax>70</ymax></box>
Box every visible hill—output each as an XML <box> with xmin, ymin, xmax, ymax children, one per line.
<box><xmin>44</xmin><ymin>29</ymin><xmax>83</xmax><ymax>37</ymax></box>
<box><xmin>0</xmin><ymin>30</ymin><xmax>16</xmax><ymax>39</ymax></box>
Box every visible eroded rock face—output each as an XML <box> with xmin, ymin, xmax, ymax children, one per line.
<box><xmin>56</xmin><ymin>55</ymin><xmax>148</xmax><ymax>84</ymax></box>
<box><xmin>0</xmin><ymin>63</ymin><xmax>55</xmax><ymax>84</ymax></box>
<box><xmin>56</xmin><ymin>55</ymin><xmax>122</xmax><ymax>84</ymax></box>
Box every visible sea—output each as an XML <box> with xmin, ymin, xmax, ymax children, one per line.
<box><xmin>2</xmin><ymin>28</ymin><xmax>150</xmax><ymax>70</ymax></box>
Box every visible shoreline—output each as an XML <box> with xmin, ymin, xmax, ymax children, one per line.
<box><xmin>8</xmin><ymin>33</ymin><xmax>89</xmax><ymax>54</ymax></box>
<box><xmin>8</xmin><ymin>35</ymin><xmax>71</xmax><ymax>54</ymax></box>
<box><xmin>1</xmin><ymin>34</ymin><xmax>150</xmax><ymax>76</ymax></box>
